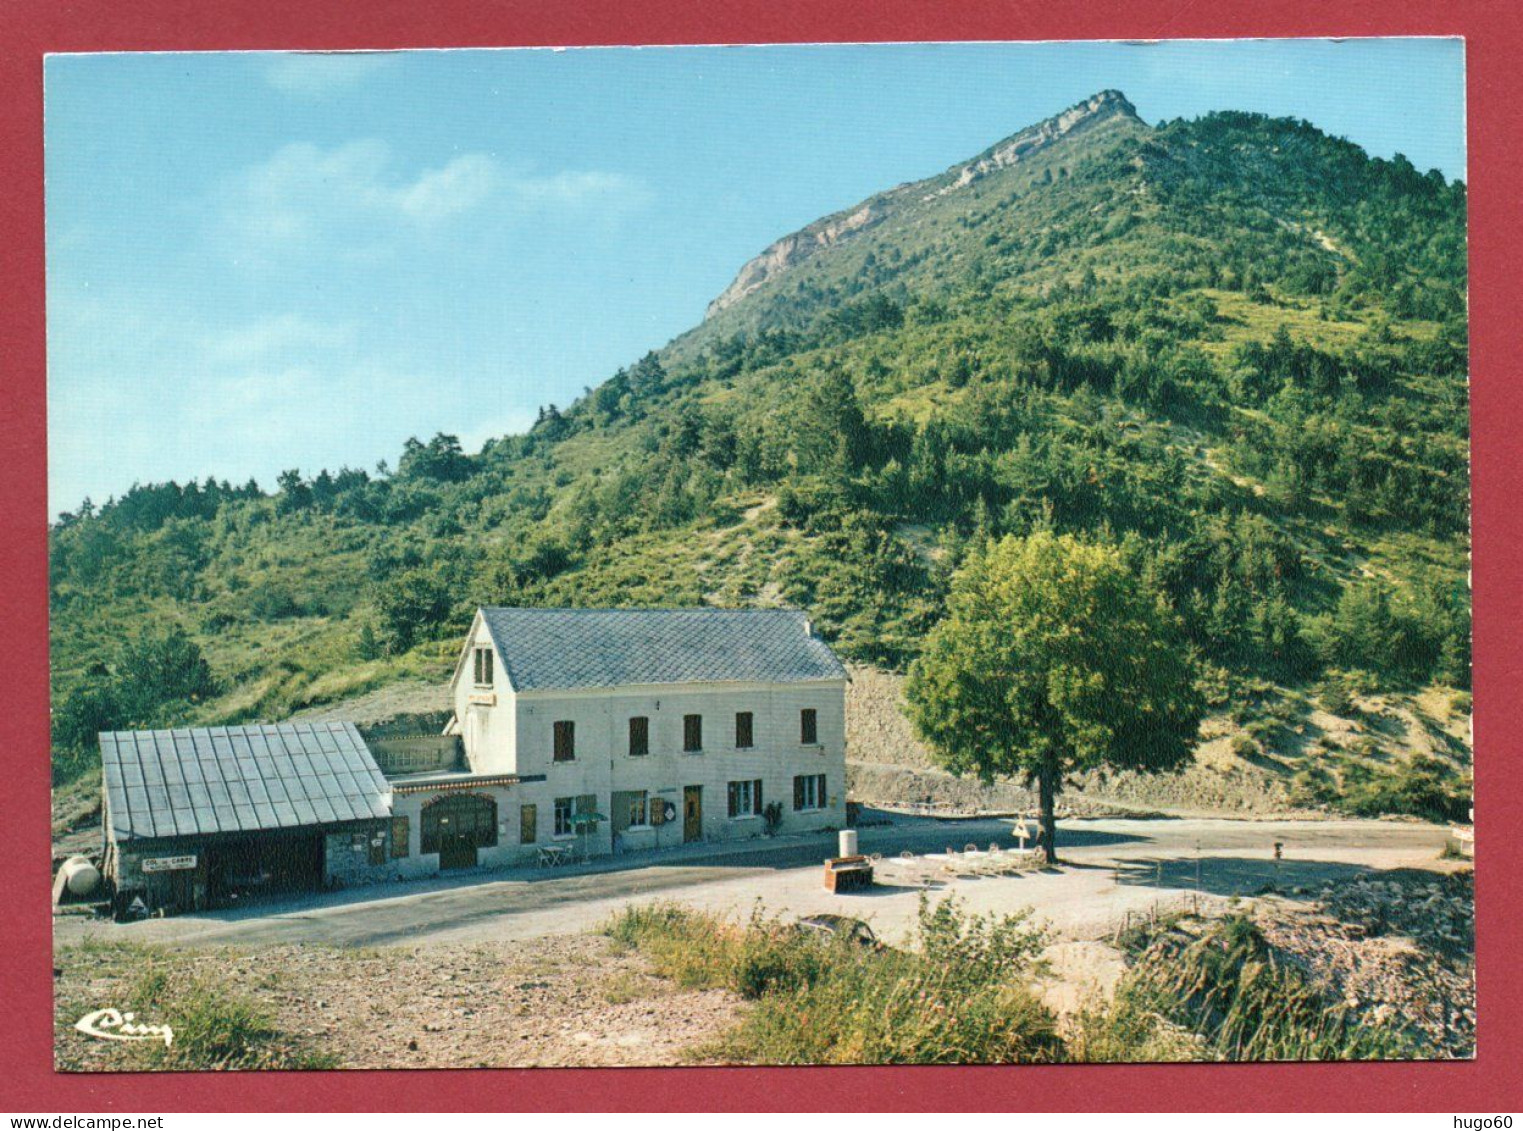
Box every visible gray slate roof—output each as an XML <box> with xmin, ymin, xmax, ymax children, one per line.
<box><xmin>478</xmin><ymin>607</ymin><xmax>847</xmax><ymax>692</ymax></box>
<box><xmin>99</xmin><ymin>722</ymin><xmax>391</xmax><ymax>842</ymax></box>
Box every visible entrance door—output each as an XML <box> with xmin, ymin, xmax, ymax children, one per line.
<box><xmin>683</xmin><ymin>785</ymin><xmax>703</xmax><ymax>843</ymax></box>
<box><xmin>206</xmin><ymin>834</ymin><xmax>323</xmax><ymax>906</ymax></box>
<box><xmin>422</xmin><ymin>792</ymin><xmax>498</xmax><ymax>870</ymax></box>
<box><xmin>169</xmin><ymin>868</ymin><xmax>197</xmax><ymax>912</ymax></box>
<box><xmin>438</xmin><ymin>836</ymin><xmax>478</xmax><ymax>870</ymax></box>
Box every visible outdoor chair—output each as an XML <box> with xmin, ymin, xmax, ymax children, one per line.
<box><xmin>957</xmin><ymin>843</ymin><xmax>996</xmax><ymax>876</ymax></box>
<box><xmin>1006</xmin><ymin>846</ymin><xmax>1048</xmax><ymax>872</ymax></box>
<box><xmin>929</xmin><ymin>847</ymin><xmax>961</xmax><ymax>878</ymax></box>
<box><xmin>969</xmin><ymin>847</ymin><xmax>1003</xmax><ymax>876</ymax></box>
<box><xmin>983</xmin><ymin>844</ymin><xmax>1016</xmax><ymax>875</ymax></box>
<box><xmin>942</xmin><ymin>847</ymin><xmax>983</xmax><ymax>877</ymax></box>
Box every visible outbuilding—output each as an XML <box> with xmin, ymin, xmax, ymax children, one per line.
<box><xmin>100</xmin><ymin>721</ymin><xmax>393</xmax><ymax>916</ymax></box>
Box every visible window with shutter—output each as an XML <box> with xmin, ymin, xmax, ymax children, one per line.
<box><xmin>793</xmin><ymin>774</ymin><xmax>826</xmax><ymax>811</ymax></box>
<box><xmin>727</xmin><ymin>779</ymin><xmax>762</xmax><ymax>818</ymax></box>
<box><xmin>553</xmin><ymin>797</ymin><xmax>574</xmax><ymax>837</ymax></box>
<box><xmin>553</xmin><ymin>720</ymin><xmax>575</xmax><ymax>761</ymax></box>
<box><xmin>628</xmin><ymin>716</ymin><xmax>649</xmax><ymax>756</ymax></box>
<box><xmin>625</xmin><ymin>791</ymin><xmax>648</xmax><ymax>827</ymax></box>
<box><xmin>473</xmin><ymin>647</ymin><xmax>493</xmax><ymax>687</ymax></box>
<box><xmin>683</xmin><ymin>714</ymin><xmax>703</xmax><ymax>752</ymax></box>
<box><xmin>800</xmin><ymin>708</ymin><xmax>818</xmax><ymax>745</ymax></box>
<box><xmin>735</xmin><ymin>711</ymin><xmax>754</xmax><ymax>748</ymax></box>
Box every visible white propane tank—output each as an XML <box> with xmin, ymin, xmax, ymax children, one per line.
<box><xmin>60</xmin><ymin>856</ymin><xmax>101</xmax><ymax>897</ymax></box>
<box><xmin>838</xmin><ymin>829</ymin><xmax>859</xmax><ymax>858</ymax></box>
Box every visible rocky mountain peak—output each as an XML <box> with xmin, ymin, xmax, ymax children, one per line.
<box><xmin>704</xmin><ymin>90</ymin><xmax>1145</xmax><ymax>320</ymax></box>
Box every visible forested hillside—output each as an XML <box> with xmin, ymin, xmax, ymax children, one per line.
<box><xmin>49</xmin><ymin>91</ymin><xmax>1471</xmax><ymax>818</ymax></box>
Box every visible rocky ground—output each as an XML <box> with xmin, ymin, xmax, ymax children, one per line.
<box><xmin>845</xmin><ymin>664</ymin><xmax>1303</xmax><ymax>817</ymax></box>
<box><xmin>291</xmin><ymin>680</ymin><xmax>450</xmax><ymax>729</ymax></box>
<box><xmin>1250</xmin><ymin>869</ymin><xmax>1475</xmax><ymax>1057</ymax></box>
<box><xmin>54</xmin><ymin>934</ymin><xmax>745</xmax><ymax>1071</ymax></box>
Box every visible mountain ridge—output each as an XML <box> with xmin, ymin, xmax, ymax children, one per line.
<box><xmin>705</xmin><ymin>89</ymin><xmax>1146</xmax><ymax>318</ymax></box>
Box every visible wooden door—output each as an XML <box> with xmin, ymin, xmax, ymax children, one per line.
<box><xmin>169</xmin><ymin>868</ymin><xmax>196</xmax><ymax>912</ymax></box>
<box><xmin>439</xmin><ymin>837</ymin><xmax>477</xmax><ymax>870</ymax></box>
<box><xmin>683</xmin><ymin>785</ymin><xmax>702</xmax><ymax>843</ymax></box>
<box><xmin>422</xmin><ymin>793</ymin><xmax>497</xmax><ymax>869</ymax></box>
<box><xmin>520</xmin><ymin>804</ymin><xmax>537</xmax><ymax>844</ymax></box>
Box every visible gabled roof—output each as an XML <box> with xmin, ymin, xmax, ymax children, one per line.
<box><xmin>477</xmin><ymin>607</ymin><xmax>847</xmax><ymax>692</ymax></box>
<box><xmin>99</xmin><ymin>721</ymin><xmax>391</xmax><ymax>842</ymax></box>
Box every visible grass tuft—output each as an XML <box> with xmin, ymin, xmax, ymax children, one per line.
<box><xmin>605</xmin><ymin>896</ymin><xmax>1063</xmax><ymax>1065</ymax></box>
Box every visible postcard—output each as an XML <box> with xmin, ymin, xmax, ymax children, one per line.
<box><xmin>45</xmin><ymin>39</ymin><xmax>1473</xmax><ymax>1073</ymax></box>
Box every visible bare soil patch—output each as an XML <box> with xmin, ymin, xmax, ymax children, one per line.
<box><xmin>54</xmin><ymin>934</ymin><xmax>745</xmax><ymax>1070</ymax></box>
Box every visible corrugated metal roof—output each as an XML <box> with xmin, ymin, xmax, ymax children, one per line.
<box><xmin>100</xmin><ymin>722</ymin><xmax>390</xmax><ymax>843</ymax></box>
<box><xmin>478</xmin><ymin>606</ymin><xmax>848</xmax><ymax>692</ymax></box>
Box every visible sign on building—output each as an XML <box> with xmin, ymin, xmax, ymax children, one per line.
<box><xmin>141</xmin><ymin>855</ymin><xmax>197</xmax><ymax>873</ymax></box>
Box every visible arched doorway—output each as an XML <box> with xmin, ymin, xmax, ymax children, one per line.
<box><xmin>422</xmin><ymin>793</ymin><xmax>498</xmax><ymax>870</ymax></box>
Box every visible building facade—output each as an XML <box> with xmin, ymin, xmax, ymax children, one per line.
<box><xmin>96</xmin><ymin>607</ymin><xmax>850</xmax><ymax>912</ymax></box>
<box><xmin>387</xmin><ymin>606</ymin><xmax>849</xmax><ymax>876</ymax></box>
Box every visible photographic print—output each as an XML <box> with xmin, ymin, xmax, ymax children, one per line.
<box><xmin>46</xmin><ymin>39</ymin><xmax>1472</xmax><ymax>1071</ymax></box>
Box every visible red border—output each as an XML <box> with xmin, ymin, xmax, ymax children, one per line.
<box><xmin>3</xmin><ymin>0</ymin><xmax>1519</xmax><ymax>1113</ymax></box>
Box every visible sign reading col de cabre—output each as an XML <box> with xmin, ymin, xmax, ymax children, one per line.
<box><xmin>141</xmin><ymin>854</ymin><xmax>197</xmax><ymax>873</ymax></box>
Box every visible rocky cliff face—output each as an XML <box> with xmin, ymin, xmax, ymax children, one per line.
<box><xmin>705</xmin><ymin>89</ymin><xmax>1144</xmax><ymax>319</ymax></box>
<box><xmin>929</xmin><ymin>89</ymin><xmax>1140</xmax><ymax>198</ymax></box>
<box><xmin>704</xmin><ymin>200</ymin><xmax>889</xmax><ymax>321</ymax></box>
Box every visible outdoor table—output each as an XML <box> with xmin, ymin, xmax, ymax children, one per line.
<box><xmin>538</xmin><ymin>844</ymin><xmax>573</xmax><ymax>868</ymax></box>
<box><xmin>921</xmin><ymin>853</ymin><xmax>959</xmax><ymax>875</ymax></box>
<box><xmin>958</xmin><ymin>850</ymin><xmax>996</xmax><ymax>874</ymax></box>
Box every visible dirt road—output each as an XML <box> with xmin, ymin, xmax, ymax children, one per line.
<box><xmin>54</xmin><ymin>816</ymin><xmax>1451</xmax><ymax>951</ymax></box>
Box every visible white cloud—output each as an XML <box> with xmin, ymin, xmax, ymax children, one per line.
<box><xmin>262</xmin><ymin>53</ymin><xmax>393</xmax><ymax>96</ymax></box>
<box><xmin>501</xmin><ymin>168</ymin><xmax>653</xmax><ymax>210</ymax></box>
<box><xmin>47</xmin><ymin>295</ymin><xmax>454</xmax><ymax>510</ymax></box>
<box><xmin>458</xmin><ymin>407</ymin><xmax>539</xmax><ymax>455</ymax></box>
<box><xmin>397</xmin><ymin>154</ymin><xmax>501</xmax><ymax>223</ymax></box>
<box><xmin>201</xmin><ymin>313</ymin><xmax>355</xmax><ymax>364</ymax></box>
<box><xmin>217</xmin><ymin>140</ymin><xmax>651</xmax><ymax>264</ymax></box>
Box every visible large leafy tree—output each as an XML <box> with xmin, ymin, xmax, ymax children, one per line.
<box><xmin>905</xmin><ymin>531</ymin><xmax>1204</xmax><ymax>861</ymax></box>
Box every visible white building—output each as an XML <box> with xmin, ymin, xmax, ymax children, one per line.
<box><xmin>95</xmin><ymin>607</ymin><xmax>850</xmax><ymax>912</ymax></box>
<box><xmin>385</xmin><ymin>607</ymin><xmax>850</xmax><ymax>875</ymax></box>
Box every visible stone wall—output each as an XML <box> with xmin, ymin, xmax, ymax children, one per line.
<box><xmin>323</xmin><ymin>820</ymin><xmax>401</xmax><ymax>888</ymax></box>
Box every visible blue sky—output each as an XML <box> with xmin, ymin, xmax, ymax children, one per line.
<box><xmin>45</xmin><ymin>38</ymin><xmax>1466</xmax><ymax>515</ymax></box>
